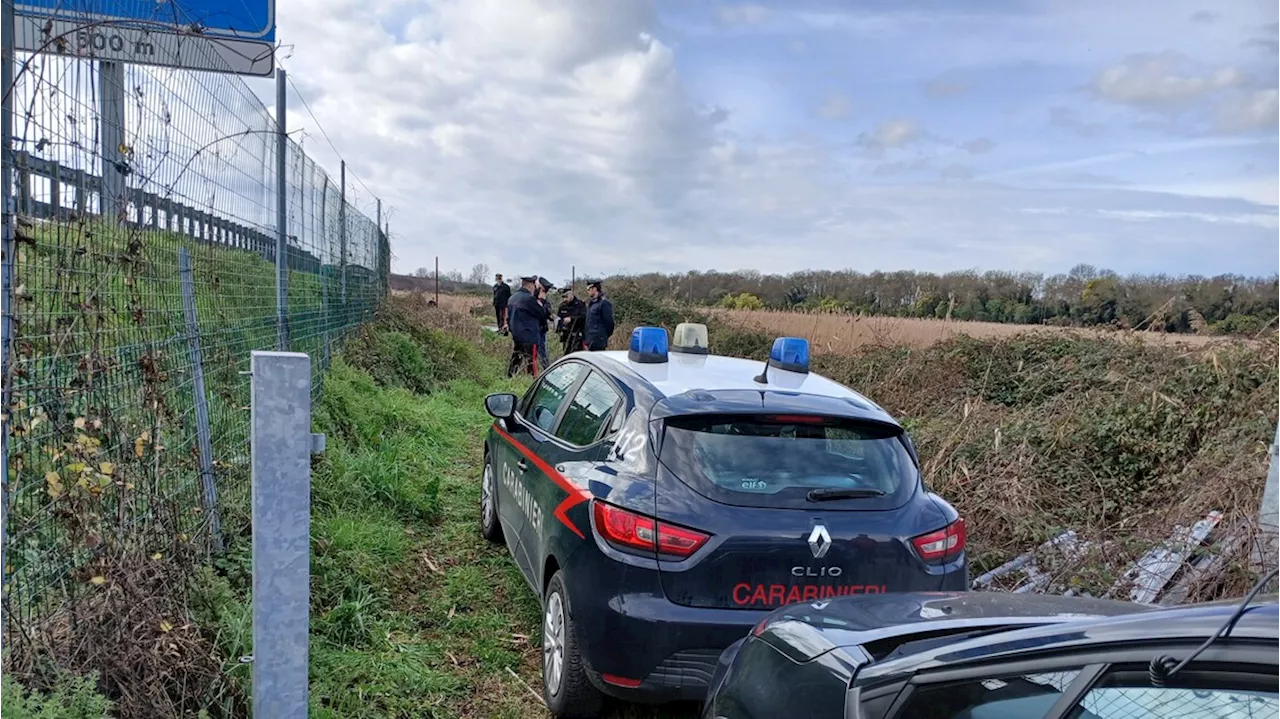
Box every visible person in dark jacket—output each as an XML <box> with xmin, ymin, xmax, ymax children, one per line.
<box><xmin>535</xmin><ymin>277</ymin><xmax>555</xmax><ymax>365</ymax></box>
<box><xmin>506</xmin><ymin>276</ymin><xmax>551</xmax><ymax>377</ymax></box>
<box><xmin>584</xmin><ymin>280</ymin><xmax>615</xmax><ymax>351</ymax></box>
<box><xmin>556</xmin><ymin>287</ymin><xmax>587</xmax><ymax>353</ymax></box>
<box><xmin>492</xmin><ymin>273</ymin><xmax>512</xmax><ymax>330</ymax></box>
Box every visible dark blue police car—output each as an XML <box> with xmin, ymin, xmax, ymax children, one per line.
<box><xmin>479</xmin><ymin>324</ymin><xmax>968</xmax><ymax>717</ymax></box>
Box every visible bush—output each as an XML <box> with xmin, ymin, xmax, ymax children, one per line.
<box><xmin>1</xmin><ymin>673</ymin><xmax>113</xmax><ymax>719</ymax></box>
<box><xmin>340</xmin><ymin>307</ymin><xmax>483</xmax><ymax>394</ymax></box>
<box><xmin>717</xmin><ymin>292</ymin><xmax>765</xmax><ymax>311</ymax></box>
<box><xmin>813</xmin><ymin>333</ymin><xmax>1278</xmax><ymax>580</ymax></box>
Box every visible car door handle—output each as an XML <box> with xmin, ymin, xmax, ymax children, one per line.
<box><xmin>517</xmin><ymin>458</ymin><xmax>529</xmax><ymax>473</ymax></box>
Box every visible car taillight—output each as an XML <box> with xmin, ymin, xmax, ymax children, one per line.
<box><xmin>911</xmin><ymin>518</ymin><xmax>965</xmax><ymax>563</ymax></box>
<box><xmin>592</xmin><ymin>501</ymin><xmax>711</xmax><ymax>559</ymax></box>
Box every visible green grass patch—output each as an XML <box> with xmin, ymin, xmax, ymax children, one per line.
<box><xmin>0</xmin><ymin>671</ymin><xmax>114</xmax><ymax>719</ymax></box>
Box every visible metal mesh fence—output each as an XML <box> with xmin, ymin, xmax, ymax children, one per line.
<box><xmin>2</xmin><ymin>31</ymin><xmax>387</xmax><ymax>626</ymax></box>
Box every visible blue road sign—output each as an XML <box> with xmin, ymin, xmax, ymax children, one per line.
<box><xmin>16</xmin><ymin>0</ymin><xmax>276</xmax><ymax>75</ymax></box>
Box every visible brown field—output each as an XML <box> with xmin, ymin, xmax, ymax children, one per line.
<box><xmin>710</xmin><ymin>308</ymin><xmax>1254</xmax><ymax>353</ymax></box>
<box><xmin>400</xmin><ymin>292</ymin><xmax>1257</xmax><ymax>352</ymax></box>
<box><xmin>392</xmin><ymin>289</ymin><xmax>486</xmax><ymax>316</ymax></box>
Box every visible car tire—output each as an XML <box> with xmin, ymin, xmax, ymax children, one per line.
<box><xmin>542</xmin><ymin>571</ymin><xmax>603</xmax><ymax>718</ymax></box>
<box><xmin>480</xmin><ymin>452</ymin><xmax>503</xmax><ymax>544</ymax></box>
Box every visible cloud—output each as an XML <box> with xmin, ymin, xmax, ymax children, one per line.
<box><xmin>1090</xmin><ymin>51</ymin><xmax>1247</xmax><ymax>110</ymax></box>
<box><xmin>716</xmin><ymin>3</ymin><xmax>769</xmax><ymax>26</ymax></box>
<box><xmin>1188</xmin><ymin>10</ymin><xmax>1219</xmax><ymax>24</ymax></box>
<box><xmin>815</xmin><ymin>92</ymin><xmax>854</xmax><ymax>120</ymax></box>
<box><xmin>963</xmin><ymin>138</ymin><xmax>996</xmax><ymax>155</ymax></box>
<box><xmin>1245</xmin><ymin>23</ymin><xmax>1280</xmax><ymax>55</ymax></box>
<box><xmin>858</xmin><ymin>118</ymin><xmax>923</xmax><ymax>153</ymax></box>
<box><xmin>941</xmin><ymin>163</ymin><xmax>975</xmax><ymax>181</ymax></box>
<box><xmin>1049</xmin><ymin>106</ymin><xmax>1105</xmax><ymax>137</ymax></box>
<box><xmin>1045</xmin><ymin>172</ymin><xmax>1128</xmax><ymax>185</ymax></box>
<box><xmin>267</xmin><ymin>0</ymin><xmax>1278</xmax><ymax>280</ymax></box>
<box><xmin>873</xmin><ymin>158</ymin><xmax>929</xmax><ymax>177</ymax></box>
<box><xmin>1213</xmin><ymin>89</ymin><xmax>1280</xmax><ymax>133</ymax></box>
<box><xmin>922</xmin><ymin>75</ymin><xmax>970</xmax><ymax>99</ymax></box>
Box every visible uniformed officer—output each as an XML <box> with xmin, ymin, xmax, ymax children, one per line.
<box><xmin>556</xmin><ymin>287</ymin><xmax>587</xmax><ymax>353</ymax></box>
<box><xmin>536</xmin><ymin>277</ymin><xmax>556</xmax><ymax>366</ymax></box>
<box><xmin>492</xmin><ymin>273</ymin><xmax>512</xmax><ymax>331</ymax></box>
<box><xmin>506</xmin><ymin>275</ymin><xmax>550</xmax><ymax>376</ymax></box>
<box><xmin>584</xmin><ymin>280</ymin><xmax>615</xmax><ymax>351</ymax></box>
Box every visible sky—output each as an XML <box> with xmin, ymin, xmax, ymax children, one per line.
<box><xmin>260</xmin><ymin>0</ymin><xmax>1280</xmax><ymax>281</ymax></box>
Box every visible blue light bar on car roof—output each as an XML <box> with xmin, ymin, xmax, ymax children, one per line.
<box><xmin>768</xmin><ymin>336</ymin><xmax>810</xmax><ymax>374</ymax></box>
<box><xmin>629</xmin><ymin>326</ymin><xmax>669</xmax><ymax>364</ymax></box>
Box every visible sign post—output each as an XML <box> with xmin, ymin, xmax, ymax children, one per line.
<box><xmin>98</xmin><ymin>61</ymin><xmax>125</xmax><ymax>220</ymax></box>
<box><xmin>275</xmin><ymin>68</ymin><xmax>288</xmax><ymax>351</ymax></box>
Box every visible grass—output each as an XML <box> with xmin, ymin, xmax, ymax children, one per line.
<box><xmin>185</xmin><ymin>301</ymin><xmax>699</xmax><ymax>718</ymax></box>
<box><xmin>0</xmin><ymin>671</ymin><xmax>114</xmax><ymax>719</ymax></box>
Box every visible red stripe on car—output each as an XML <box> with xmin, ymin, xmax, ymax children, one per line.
<box><xmin>494</xmin><ymin>425</ymin><xmax>590</xmax><ymax>539</ymax></box>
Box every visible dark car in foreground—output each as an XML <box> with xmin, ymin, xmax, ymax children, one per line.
<box><xmin>702</xmin><ymin>588</ymin><xmax>1279</xmax><ymax>719</ymax></box>
<box><xmin>480</xmin><ymin>325</ymin><xmax>968</xmax><ymax>717</ymax></box>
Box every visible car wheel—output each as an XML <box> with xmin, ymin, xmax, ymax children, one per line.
<box><xmin>480</xmin><ymin>453</ymin><xmax>503</xmax><ymax>543</ymax></box>
<box><xmin>542</xmin><ymin>571</ymin><xmax>603</xmax><ymax>718</ymax></box>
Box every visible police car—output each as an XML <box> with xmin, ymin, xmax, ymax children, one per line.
<box><xmin>479</xmin><ymin>324</ymin><xmax>968</xmax><ymax>717</ymax></box>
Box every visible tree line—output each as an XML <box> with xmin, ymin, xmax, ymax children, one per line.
<box><xmin>596</xmin><ymin>265</ymin><xmax>1279</xmax><ymax>335</ymax></box>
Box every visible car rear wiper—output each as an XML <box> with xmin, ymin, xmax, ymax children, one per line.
<box><xmin>807</xmin><ymin>487</ymin><xmax>885</xmax><ymax>502</ymax></box>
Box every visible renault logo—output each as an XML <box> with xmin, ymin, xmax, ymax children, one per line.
<box><xmin>808</xmin><ymin>525</ymin><xmax>831</xmax><ymax>559</ymax></box>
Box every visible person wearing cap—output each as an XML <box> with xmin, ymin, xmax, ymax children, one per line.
<box><xmin>556</xmin><ymin>286</ymin><xmax>587</xmax><ymax>354</ymax></box>
<box><xmin>492</xmin><ymin>273</ymin><xmax>512</xmax><ymax>331</ymax></box>
<box><xmin>584</xmin><ymin>280</ymin><xmax>615</xmax><ymax>351</ymax></box>
<box><xmin>506</xmin><ymin>275</ymin><xmax>551</xmax><ymax>376</ymax></box>
<box><xmin>535</xmin><ymin>277</ymin><xmax>555</xmax><ymax>365</ymax></box>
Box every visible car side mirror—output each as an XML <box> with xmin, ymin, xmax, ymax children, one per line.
<box><xmin>485</xmin><ymin>393</ymin><xmax>517</xmax><ymax>420</ymax></box>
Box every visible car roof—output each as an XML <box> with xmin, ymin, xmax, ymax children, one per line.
<box><xmin>577</xmin><ymin>351</ymin><xmax>895</xmax><ymax>423</ymax></box>
<box><xmin>853</xmin><ymin>597</ymin><xmax>1280</xmax><ymax>685</ymax></box>
<box><xmin>754</xmin><ymin>592</ymin><xmax>1156</xmax><ymax>663</ymax></box>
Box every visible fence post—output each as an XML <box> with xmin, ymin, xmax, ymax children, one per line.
<box><xmin>178</xmin><ymin>247</ymin><xmax>223</xmax><ymax>552</ymax></box>
<box><xmin>339</xmin><ymin>160</ymin><xmax>347</xmax><ymax>315</ymax></box>
<box><xmin>2</xmin><ymin>0</ymin><xmax>17</xmax><ymax>641</ymax></box>
<box><xmin>98</xmin><ymin>61</ymin><xmax>126</xmax><ymax>223</ymax></box>
<box><xmin>1255</xmin><ymin>425</ymin><xmax>1279</xmax><ymax>572</ymax></box>
<box><xmin>319</xmin><ymin>175</ymin><xmax>330</xmax><ymax>368</ymax></box>
<box><xmin>251</xmin><ymin>350</ymin><xmax>312</xmax><ymax>719</ymax></box>
<box><xmin>275</xmin><ymin>68</ymin><xmax>289</xmax><ymax>351</ymax></box>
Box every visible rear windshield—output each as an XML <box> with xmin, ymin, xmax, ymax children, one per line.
<box><xmin>658</xmin><ymin>415</ymin><xmax>916</xmax><ymax>509</ymax></box>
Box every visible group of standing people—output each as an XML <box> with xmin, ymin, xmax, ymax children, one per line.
<box><xmin>492</xmin><ymin>273</ymin><xmax>615</xmax><ymax>378</ymax></box>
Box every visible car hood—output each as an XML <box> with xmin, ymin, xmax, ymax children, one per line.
<box><xmin>755</xmin><ymin>591</ymin><xmax>1155</xmax><ymax>663</ymax></box>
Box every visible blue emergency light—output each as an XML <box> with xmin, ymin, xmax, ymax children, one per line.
<box><xmin>628</xmin><ymin>326</ymin><xmax>670</xmax><ymax>364</ymax></box>
<box><xmin>768</xmin><ymin>336</ymin><xmax>810</xmax><ymax>374</ymax></box>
